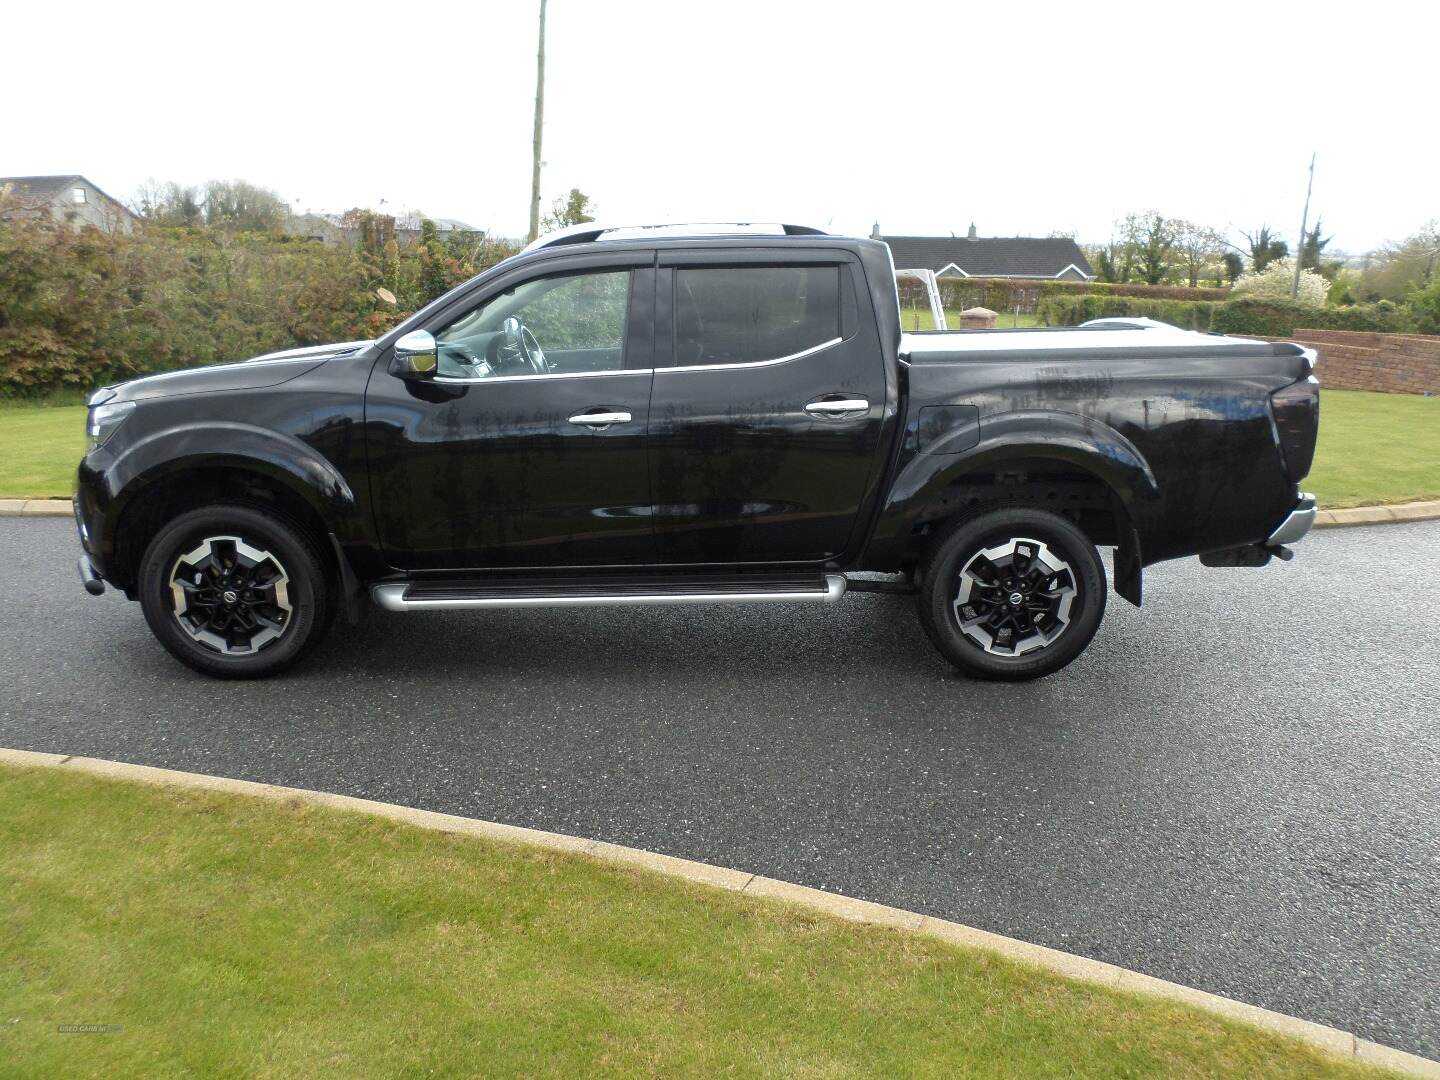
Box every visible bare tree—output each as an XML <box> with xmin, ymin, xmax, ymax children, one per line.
<box><xmin>1172</xmin><ymin>221</ymin><xmax>1225</xmax><ymax>287</ymax></box>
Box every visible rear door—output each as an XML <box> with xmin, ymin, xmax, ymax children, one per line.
<box><xmin>647</xmin><ymin>248</ymin><xmax>888</xmax><ymax>565</ymax></box>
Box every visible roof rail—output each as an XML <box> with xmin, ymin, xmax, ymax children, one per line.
<box><xmin>519</xmin><ymin>221</ymin><xmax>828</xmax><ymax>256</ymax></box>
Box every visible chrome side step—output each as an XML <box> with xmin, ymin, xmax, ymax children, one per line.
<box><xmin>372</xmin><ymin>574</ymin><xmax>848</xmax><ymax>612</ymax></box>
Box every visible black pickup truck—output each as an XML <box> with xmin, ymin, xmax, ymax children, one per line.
<box><xmin>74</xmin><ymin>223</ymin><xmax>1319</xmax><ymax>680</ymax></box>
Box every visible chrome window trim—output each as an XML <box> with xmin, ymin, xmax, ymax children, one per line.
<box><xmin>432</xmin><ymin>366</ymin><xmax>654</xmax><ymax>385</ymax></box>
<box><xmin>658</xmin><ymin>336</ymin><xmax>843</xmax><ymax>375</ymax></box>
<box><xmin>428</xmin><ymin>334</ymin><xmax>845</xmax><ymax>383</ymax></box>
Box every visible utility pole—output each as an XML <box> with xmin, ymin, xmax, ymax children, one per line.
<box><xmin>1291</xmin><ymin>152</ymin><xmax>1315</xmax><ymax>299</ymax></box>
<box><xmin>527</xmin><ymin>0</ymin><xmax>547</xmax><ymax>243</ymax></box>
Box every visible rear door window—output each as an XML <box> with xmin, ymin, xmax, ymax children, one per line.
<box><xmin>673</xmin><ymin>266</ymin><xmax>841</xmax><ymax>367</ymax></box>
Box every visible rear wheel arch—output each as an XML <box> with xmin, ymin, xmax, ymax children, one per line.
<box><xmin>906</xmin><ymin>453</ymin><xmax>1146</xmax><ymax>607</ymax></box>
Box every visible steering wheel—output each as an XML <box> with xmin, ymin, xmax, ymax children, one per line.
<box><xmin>500</xmin><ymin>316</ymin><xmax>549</xmax><ymax>375</ymax></box>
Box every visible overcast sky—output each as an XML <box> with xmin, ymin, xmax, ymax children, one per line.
<box><xmin>5</xmin><ymin>0</ymin><xmax>1433</xmax><ymax>253</ymax></box>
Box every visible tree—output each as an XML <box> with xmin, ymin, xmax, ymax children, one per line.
<box><xmin>1299</xmin><ymin>217</ymin><xmax>1333</xmax><ymax>274</ymax></box>
<box><xmin>1172</xmin><ymin>221</ymin><xmax>1224</xmax><ymax>287</ymax></box>
<box><xmin>1084</xmin><ymin>241</ymin><xmax>1123</xmax><ymax>284</ymax></box>
<box><xmin>417</xmin><ymin>218</ymin><xmax>451</xmax><ymax>304</ymax></box>
<box><xmin>1357</xmin><ymin>223</ymin><xmax>1440</xmax><ymax>301</ymax></box>
<box><xmin>541</xmin><ymin>188</ymin><xmax>596</xmax><ymax>233</ymax></box>
<box><xmin>1221</xmin><ymin>251</ymin><xmax>1245</xmax><ymax>285</ymax></box>
<box><xmin>1242</xmin><ymin>225</ymin><xmax>1288</xmax><ymax>273</ymax></box>
<box><xmin>132</xmin><ymin>180</ymin><xmax>204</xmax><ymax>227</ymax></box>
<box><xmin>202</xmin><ymin>180</ymin><xmax>287</xmax><ymax>232</ymax></box>
<box><xmin>1108</xmin><ymin>213</ymin><xmax>1154</xmax><ymax>283</ymax></box>
<box><xmin>1128</xmin><ymin>211</ymin><xmax>1177</xmax><ymax>285</ymax></box>
<box><xmin>1095</xmin><ymin>247</ymin><xmax>1119</xmax><ymax>284</ymax></box>
<box><xmin>1410</xmin><ymin>278</ymin><xmax>1440</xmax><ymax>335</ymax></box>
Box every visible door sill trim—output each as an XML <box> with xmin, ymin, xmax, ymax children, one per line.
<box><xmin>372</xmin><ymin>574</ymin><xmax>847</xmax><ymax>611</ymax></box>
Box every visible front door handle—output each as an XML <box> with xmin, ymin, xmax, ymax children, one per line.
<box><xmin>568</xmin><ymin>408</ymin><xmax>633</xmax><ymax>427</ymax></box>
<box><xmin>804</xmin><ymin>396</ymin><xmax>870</xmax><ymax>418</ymax></box>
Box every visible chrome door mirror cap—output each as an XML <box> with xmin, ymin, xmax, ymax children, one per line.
<box><xmin>391</xmin><ymin>329</ymin><xmax>438</xmax><ymax>378</ymax></box>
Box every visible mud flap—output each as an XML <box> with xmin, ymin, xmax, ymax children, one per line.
<box><xmin>328</xmin><ymin>534</ymin><xmax>365</xmax><ymax>626</ymax></box>
<box><xmin>1113</xmin><ymin>530</ymin><xmax>1143</xmax><ymax>607</ymax></box>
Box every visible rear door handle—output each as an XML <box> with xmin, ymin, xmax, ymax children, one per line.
<box><xmin>805</xmin><ymin>396</ymin><xmax>870</xmax><ymax>418</ymax></box>
<box><xmin>568</xmin><ymin>408</ymin><xmax>632</xmax><ymax>427</ymax></box>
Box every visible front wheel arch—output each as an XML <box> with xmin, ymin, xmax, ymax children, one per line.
<box><xmin>111</xmin><ymin>466</ymin><xmax>337</xmax><ymax>597</ymax></box>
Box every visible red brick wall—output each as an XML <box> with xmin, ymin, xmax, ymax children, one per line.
<box><xmin>1252</xmin><ymin>330</ymin><xmax>1440</xmax><ymax>395</ymax></box>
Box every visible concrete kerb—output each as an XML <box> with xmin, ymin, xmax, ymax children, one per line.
<box><xmin>0</xmin><ymin>499</ymin><xmax>74</xmax><ymax>516</ymax></box>
<box><xmin>1</xmin><ymin>746</ymin><xmax>1436</xmax><ymax>1078</ymax></box>
<box><xmin>6</xmin><ymin>497</ymin><xmax>1440</xmax><ymax>528</ymax></box>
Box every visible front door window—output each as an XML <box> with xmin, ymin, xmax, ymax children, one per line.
<box><xmin>436</xmin><ymin>270</ymin><xmax>632</xmax><ymax>379</ymax></box>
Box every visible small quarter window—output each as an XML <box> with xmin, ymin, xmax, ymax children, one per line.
<box><xmin>72</xmin><ymin>187</ymin><xmax>87</xmax><ymax>204</ymax></box>
<box><xmin>674</xmin><ymin>265</ymin><xmax>841</xmax><ymax>367</ymax></box>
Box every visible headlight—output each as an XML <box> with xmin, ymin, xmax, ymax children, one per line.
<box><xmin>86</xmin><ymin>400</ymin><xmax>135</xmax><ymax>453</ymax></box>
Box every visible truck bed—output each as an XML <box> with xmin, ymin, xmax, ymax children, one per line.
<box><xmin>901</xmin><ymin>322</ymin><xmax>1282</xmax><ymax>358</ymax></box>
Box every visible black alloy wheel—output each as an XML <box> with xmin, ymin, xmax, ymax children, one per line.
<box><xmin>138</xmin><ymin>504</ymin><xmax>334</xmax><ymax>678</ymax></box>
<box><xmin>917</xmin><ymin>506</ymin><xmax>1106</xmax><ymax>681</ymax></box>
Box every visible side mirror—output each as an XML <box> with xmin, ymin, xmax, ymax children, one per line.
<box><xmin>390</xmin><ymin>330</ymin><xmax>438</xmax><ymax>378</ymax></box>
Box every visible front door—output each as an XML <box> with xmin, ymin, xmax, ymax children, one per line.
<box><xmin>647</xmin><ymin>252</ymin><xmax>889</xmax><ymax>565</ymax></box>
<box><xmin>367</xmin><ymin>261</ymin><xmax>656</xmax><ymax>571</ymax></box>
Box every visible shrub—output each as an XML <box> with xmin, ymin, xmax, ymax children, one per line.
<box><xmin>1408</xmin><ymin>280</ymin><xmax>1440</xmax><ymax>336</ymax></box>
<box><xmin>0</xmin><ymin>216</ymin><xmax>515</xmax><ymax>395</ymax></box>
<box><xmin>1231</xmin><ymin>258</ymin><xmax>1329</xmax><ymax>306</ymax></box>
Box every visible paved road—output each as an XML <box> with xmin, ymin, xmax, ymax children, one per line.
<box><xmin>2</xmin><ymin>516</ymin><xmax>1437</xmax><ymax>1057</ymax></box>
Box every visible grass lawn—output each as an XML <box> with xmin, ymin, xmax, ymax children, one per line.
<box><xmin>0</xmin><ymin>402</ymin><xmax>86</xmax><ymax>500</ymax></box>
<box><xmin>0</xmin><ymin>390</ymin><xmax>1435</xmax><ymax>510</ymax></box>
<box><xmin>0</xmin><ymin>763</ymin><xmax>1398</xmax><ymax>1079</ymax></box>
<box><xmin>1306</xmin><ymin>390</ymin><xmax>1440</xmax><ymax>508</ymax></box>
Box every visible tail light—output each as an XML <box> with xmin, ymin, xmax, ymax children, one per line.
<box><xmin>1270</xmin><ymin>375</ymin><xmax>1320</xmax><ymax>482</ymax></box>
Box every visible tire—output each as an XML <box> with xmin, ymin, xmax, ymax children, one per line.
<box><xmin>137</xmin><ymin>503</ymin><xmax>334</xmax><ymax>678</ymax></box>
<box><xmin>917</xmin><ymin>506</ymin><xmax>1106</xmax><ymax>681</ymax></box>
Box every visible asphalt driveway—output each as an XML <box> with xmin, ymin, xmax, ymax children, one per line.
<box><xmin>2</xmin><ymin>516</ymin><xmax>1437</xmax><ymax>1058</ymax></box>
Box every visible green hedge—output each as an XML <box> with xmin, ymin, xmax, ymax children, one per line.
<box><xmin>1209</xmin><ymin>298</ymin><xmax>1413</xmax><ymax>336</ymax></box>
<box><xmin>1038</xmin><ymin>294</ymin><xmax>1416</xmax><ymax>336</ymax></box>
<box><xmin>1036</xmin><ymin>295</ymin><xmax>1219</xmax><ymax>330</ymax></box>
<box><xmin>937</xmin><ymin>278</ymin><xmax>1228</xmax><ymax>315</ymax></box>
<box><xmin>1051</xmin><ymin>280</ymin><xmax>1230</xmax><ymax>301</ymax></box>
<box><xmin>0</xmin><ymin>217</ymin><xmax>516</xmax><ymax>395</ymax></box>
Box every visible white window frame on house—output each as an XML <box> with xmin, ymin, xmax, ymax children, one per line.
<box><xmin>72</xmin><ymin>187</ymin><xmax>87</xmax><ymax>205</ymax></box>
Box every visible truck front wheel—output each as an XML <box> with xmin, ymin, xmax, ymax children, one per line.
<box><xmin>137</xmin><ymin>504</ymin><xmax>334</xmax><ymax>679</ymax></box>
<box><xmin>917</xmin><ymin>507</ymin><xmax>1106</xmax><ymax>681</ymax></box>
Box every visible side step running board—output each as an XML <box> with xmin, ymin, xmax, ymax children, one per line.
<box><xmin>372</xmin><ymin>574</ymin><xmax>848</xmax><ymax>611</ymax></box>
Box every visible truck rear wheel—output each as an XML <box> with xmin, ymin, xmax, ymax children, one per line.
<box><xmin>917</xmin><ymin>506</ymin><xmax>1106</xmax><ymax>681</ymax></box>
<box><xmin>137</xmin><ymin>504</ymin><xmax>334</xmax><ymax>679</ymax></box>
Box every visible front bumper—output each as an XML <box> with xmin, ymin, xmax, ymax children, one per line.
<box><xmin>1266</xmin><ymin>491</ymin><xmax>1317</xmax><ymax>546</ymax></box>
